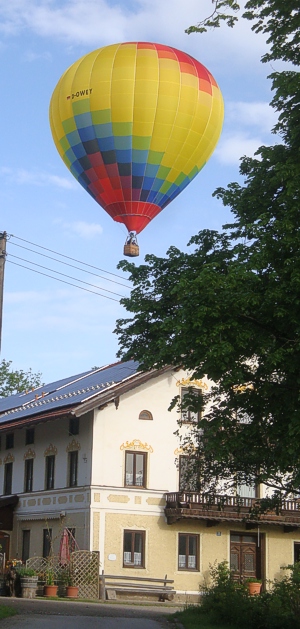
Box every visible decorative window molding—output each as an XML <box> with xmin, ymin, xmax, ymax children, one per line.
<box><xmin>176</xmin><ymin>377</ymin><xmax>208</xmax><ymax>391</ymax></box>
<box><xmin>66</xmin><ymin>439</ymin><xmax>81</xmax><ymax>453</ymax></box>
<box><xmin>4</xmin><ymin>453</ymin><xmax>14</xmax><ymax>464</ymax></box>
<box><xmin>24</xmin><ymin>448</ymin><xmax>36</xmax><ymax>460</ymax></box>
<box><xmin>44</xmin><ymin>444</ymin><xmax>57</xmax><ymax>457</ymax></box>
<box><xmin>139</xmin><ymin>410</ymin><xmax>153</xmax><ymax>421</ymax></box>
<box><xmin>120</xmin><ymin>439</ymin><xmax>153</xmax><ymax>453</ymax></box>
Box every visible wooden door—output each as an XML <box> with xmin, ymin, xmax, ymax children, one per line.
<box><xmin>230</xmin><ymin>533</ymin><xmax>261</xmax><ymax>582</ymax></box>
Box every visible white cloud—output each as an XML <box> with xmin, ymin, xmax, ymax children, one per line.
<box><xmin>215</xmin><ymin>133</ymin><xmax>265</xmax><ymax>165</ymax></box>
<box><xmin>0</xmin><ymin>0</ymin><xmax>268</xmax><ymax>67</ymax></box>
<box><xmin>22</xmin><ymin>50</ymin><xmax>52</xmax><ymax>62</ymax></box>
<box><xmin>0</xmin><ymin>167</ymin><xmax>75</xmax><ymax>189</ymax></box>
<box><xmin>226</xmin><ymin>101</ymin><xmax>278</xmax><ymax>133</ymax></box>
<box><xmin>54</xmin><ymin>218</ymin><xmax>103</xmax><ymax>239</ymax></box>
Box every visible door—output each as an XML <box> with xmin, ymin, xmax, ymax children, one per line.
<box><xmin>230</xmin><ymin>533</ymin><xmax>262</xmax><ymax>582</ymax></box>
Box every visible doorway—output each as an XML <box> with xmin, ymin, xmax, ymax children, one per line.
<box><xmin>230</xmin><ymin>532</ymin><xmax>264</xmax><ymax>582</ymax></box>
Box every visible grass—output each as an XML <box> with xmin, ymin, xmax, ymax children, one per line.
<box><xmin>171</xmin><ymin>606</ymin><xmax>236</xmax><ymax>629</ymax></box>
<box><xmin>0</xmin><ymin>605</ymin><xmax>17</xmax><ymax>620</ymax></box>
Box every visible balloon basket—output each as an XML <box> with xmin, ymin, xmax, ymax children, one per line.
<box><xmin>123</xmin><ymin>243</ymin><xmax>139</xmax><ymax>257</ymax></box>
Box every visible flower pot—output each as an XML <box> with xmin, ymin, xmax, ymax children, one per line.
<box><xmin>66</xmin><ymin>585</ymin><xmax>79</xmax><ymax>598</ymax></box>
<box><xmin>44</xmin><ymin>584</ymin><xmax>58</xmax><ymax>597</ymax></box>
<box><xmin>247</xmin><ymin>581</ymin><xmax>261</xmax><ymax>595</ymax></box>
<box><xmin>20</xmin><ymin>576</ymin><xmax>38</xmax><ymax>599</ymax></box>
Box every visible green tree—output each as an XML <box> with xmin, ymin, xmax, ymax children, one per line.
<box><xmin>115</xmin><ymin>0</ymin><xmax>300</xmax><ymax>499</ymax></box>
<box><xmin>0</xmin><ymin>359</ymin><xmax>42</xmax><ymax>397</ymax></box>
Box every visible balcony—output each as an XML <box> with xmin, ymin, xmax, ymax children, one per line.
<box><xmin>165</xmin><ymin>491</ymin><xmax>300</xmax><ymax>531</ymax></box>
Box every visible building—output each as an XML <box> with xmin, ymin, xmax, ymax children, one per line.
<box><xmin>0</xmin><ymin>359</ymin><xmax>299</xmax><ymax>601</ymax></box>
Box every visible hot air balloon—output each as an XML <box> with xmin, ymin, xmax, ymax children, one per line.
<box><xmin>49</xmin><ymin>42</ymin><xmax>224</xmax><ymax>257</ymax></box>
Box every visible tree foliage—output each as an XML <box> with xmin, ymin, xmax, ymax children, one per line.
<box><xmin>115</xmin><ymin>0</ymin><xmax>300</xmax><ymax>498</ymax></box>
<box><xmin>0</xmin><ymin>359</ymin><xmax>42</xmax><ymax>397</ymax></box>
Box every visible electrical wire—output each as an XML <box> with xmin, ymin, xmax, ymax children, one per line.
<box><xmin>7</xmin><ymin>253</ymin><xmax>125</xmax><ymax>298</ymax></box>
<box><xmin>6</xmin><ymin>260</ymin><xmax>120</xmax><ymax>302</ymax></box>
<box><xmin>9</xmin><ymin>234</ymin><xmax>131</xmax><ymax>284</ymax></box>
<box><xmin>9</xmin><ymin>241</ymin><xmax>130</xmax><ymax>289</ymax></box>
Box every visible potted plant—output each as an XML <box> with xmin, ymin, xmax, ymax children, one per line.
<box><xmin>245</xmin><ymin>577</ymin><xmax>262</xmax><ymax>595</ymax></box>
<box><xmin>44</xmin><ymin>569</ymin><xmax>58</xmax><ymax>597</ymax></box>
<box><xmin>61</xmin><ymin>567</ymin><xmax>78</xmax><ymax>598</ymax></box>
<box><xmin>17</xmin><ymin>566</ymin><xmax>38</xmax><ymax>599</ymax></box>
<box><xmin>65</xmin><ymin>574</ymin><xmax>79</xmax><ymax>598</ymax></box>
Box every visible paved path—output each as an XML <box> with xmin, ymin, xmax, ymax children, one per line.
<box><xmin>0</xmin><ymin>616</ymin><xmax>169</xmax><ymax>629</ymax></box>
<box><xmin>0</xmin><ymin>597</ymin><xmax>182</xmax><ymax>629</ymax></box>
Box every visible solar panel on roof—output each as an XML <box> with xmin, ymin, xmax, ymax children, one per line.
<box><xmin>0</xmin><ymin>360</ymin><xmax>140</xmax><ymax>424</ymax></box>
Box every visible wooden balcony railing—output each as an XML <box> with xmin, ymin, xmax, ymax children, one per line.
<box><xmin>165</xmin><ymin>491</ymin><xmax>300</xmax><ymax>529</ymax></box>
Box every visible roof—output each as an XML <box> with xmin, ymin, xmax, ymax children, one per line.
<box><xmin>0</xmin><ymin>360</ymin><xmax>142</xmax><ymax>428</ymax></box>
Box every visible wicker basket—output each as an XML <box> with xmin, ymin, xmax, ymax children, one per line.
<box><xmin>123</xmin><ymin>243</ymin><xmax>139</xmax><ymax>257</ymax></box>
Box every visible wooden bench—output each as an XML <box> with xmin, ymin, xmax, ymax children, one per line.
<box><xmin>99</xmin><ymin>572</ymin><xmax>176</xmax><ymax>601</ymax></box>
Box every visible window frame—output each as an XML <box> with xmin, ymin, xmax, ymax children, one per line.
<box><xmin>22</xmin><ymin>529</ymin><xmax>30</xmax><ymax>563</ymax></box>
<box><xmin>181</xmin><ymin>387</ymin><xmax>203</xmax><ymax>424</ymax></box>
<box><xmin>68</xmin><ymin>450</ymin><xmax>78</xmax><ymax>487</ymax></box>
<box><xmin>69</xmin><ymin>417</ymin><xmax>79</xmax><ymax>436</ymax></box>
<box><xmin>178</xmin><ymin>533</ymin><xmax>199</xmax><ymax>571</ymax></box>
<box><xmin>124</xmin><ymin>451</ymin><xmax>147</xmax><ymax>489</ymax></box>
<box><xmin>3</xmin><ymin>461</ymin><xmax>13</xmax><ymax>495</ymax></box>
<box><xmin>138</xmin><ymin>410</ymin><xmax>153</xmax><ymax>421</ymax></box>
<box><xmin>123</xmin><ymin>529</ymin><xmax>145</xmax><ymax>568</ymax></box>
<box><xmin>42</xmin><ymin>528</ymin><xmax>52</xmax><ymax>558</ymax></box>
<box><xmin>5</xmin><ymin>433</ymin><xmax>14</xmax><ymax>450</ymax></box>
<box><xmin>45</xmin><ymin>455</ymin><xmax>55</xmax><ymax>490</ymax></box>
<box><xmin>179</xmin><ymin>455</ymin><xmax>200</xmax><ymax>492</ymax></box>
<box><xmin>24</xmin><ymin>458</ymin><xmax>34</xmax><ymax>493</ymax></box>
<box><xmin>25</xmin><ymin>428</ymin><xmax>35</xmax><ymax>445</ymax></box>
<box><xmin>294</xmin><ymin>542</ymin><xmax>300</xmax><ymax>563</ymax></box>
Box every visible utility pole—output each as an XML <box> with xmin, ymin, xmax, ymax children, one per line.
<box><xmin>0</xmin><ymin>232</ymin><xmax>7</xmax><ymax>353</ymax></box>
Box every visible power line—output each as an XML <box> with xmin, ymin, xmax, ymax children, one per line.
<box><xmin>7</xmin><ymin>253</ymin><xmax>125</xmax><ymax>298</ymax></box>
<box><xmin>9</xmin><ymin>234</ymin><xmax>131</xmax><ymax>284</ymax></box>
<box><xmin>6</xmin><ymin>260</ymin><xmax>120</xmax><ymax>302</ymax></box>
<box><xmin>9</xmin><ymin>241</ymin><xmax>130</xmax><ymax>289</ymax></box>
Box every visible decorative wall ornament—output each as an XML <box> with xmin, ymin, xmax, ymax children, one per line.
<box><xmin>44</xmin><ymin>444</ymin><xmax>58</xmax><ymax>457</ymax></box>
<box><xmin>24</xmin><ymin>448</ymin><xmax>36</xmax><ymax>460</ymax></box>
<box><xmin>66</xmin><ymin>438</ymin><xmax>81</xmax><ymax>453</ymax></box>
<box><xmin>176</xmin><ymin>377</ymin><xmax>208</xmax><ymax>390</ymax></box>
<box><xmin>4</xmin><ymin>453</ymin><xmax>14</xmax><ymax>464</ymax></box>
<box><xmin>120</xmin><ymin>439</ymin><xmax>153</xmax><ymax>453</ymax></box>
<box><xmin>174</xmin><ymin>444</ymin><xmax>196</xmax><ymax>456</ymax></box>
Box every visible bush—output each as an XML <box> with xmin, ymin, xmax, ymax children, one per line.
<box><xmin>200</xmin><ymin>561</ymin><xmax>300</xmax><ymax>629</ymax></box>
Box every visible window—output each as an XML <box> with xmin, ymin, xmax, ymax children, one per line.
<box><xmin>3</xmin><ymin>462</ymin><xmax>13</xmax><ymax>495</ymax></box>
<box><xmin>181</xmin><ymin>387</ymin><xmax>203</xmax><ymax>423</ymax></box>
<box><xmin>178</xmin><ymin>533</ymin><xmax>199</xmax><ymax>570</ymax></box>
<box><xmin>69</xmin><ymin>417</ymin><xmax>79</xmax><ymax>436</ymax></box>
<box><xmin>45</xmin><ymin>455</ymin><xmax>55</xmax><ymax>490</ymax></box>
<box><xmin>125</xmin><ymin>451</ymin><xmax>147</xmax><ymax>488</ymax></box>
<box><xmin>5</xmin><ymin>433</ymin><xmax>14</xmax><ymax>449</ymax></box>
<box><xmin>24</xmin><ymin>458</ymin><xmax>33</xmax><ymax>493</ymax></box>
<box><xmin>139</xmin><ymin>410</ymin><xmax>153</xmax><ymax>421</ymax></box>
<box><xmin>123</xmin><ymin>530</ymin><xmax>145</xmax><ymax>567</ymax></box>
<box><xmin>294</xmin><ymin>542</ymin><xmax>300</xmax><ymax>563</ymax></box>
<box><xmin>22</xmin><ymin>530</ymin><xmax>30</xmax><ymax>563</ymax></box>
<box><xmin>25</xmin><ymin>428</ymin><xmax>35</xmax><ymax>445</ymax></box>
<box><xmin>68</xmin><ymin>451</ymin><xmax>78</xmax><ymax>487</ymax></box>
<box><xmin>43</xmin><ymin>528</ymin><xmax>52</xmax><ymax>558</ymax></box>
<box><xmin>179</xmin><ymin>456</ymin><xmax>200</xmax><ymax>492</ymax></box>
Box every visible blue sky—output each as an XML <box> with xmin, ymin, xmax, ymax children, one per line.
<box><xmin>0</xmin><ymin>0</ymin><xmax>278</xmax><ymax>384</ymax></box>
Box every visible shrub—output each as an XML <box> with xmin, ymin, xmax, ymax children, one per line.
<box><xmin>200</xmin><ymin>561</ymin><xmax>300</xmax><ymax>629</ymax></box>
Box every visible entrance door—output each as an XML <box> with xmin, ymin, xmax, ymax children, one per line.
<box><xmin>230</xmin><ymin>533</ymin><xmax>262</xmax><ymax>582</ymax></box>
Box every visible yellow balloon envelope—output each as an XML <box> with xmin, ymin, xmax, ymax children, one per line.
<box><xmin>50</xmin><ymin>42</ymin><xmax>224</xmax><ymax>251</ymax></box>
